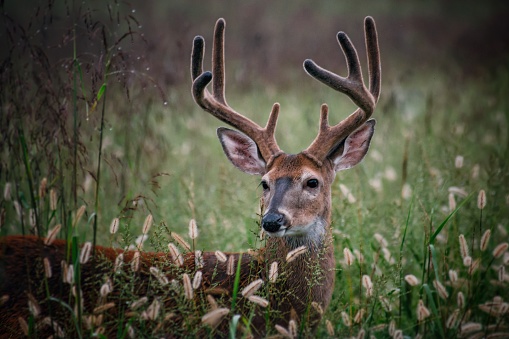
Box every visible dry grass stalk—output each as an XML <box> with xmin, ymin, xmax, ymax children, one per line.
<box><xmin>39</xmin><ymin>178</ymin><xmax>47</xmax><ymax>199</ymax></box>
<box><xmin>27</xmin><ymin>293</ymin><xmax>40</xmax><ymax>318</ymax></box>
<box><xmin>275</xmin><ymin>324</ymin><xmax>292</xmax><ymax>338</ymax></box>
<box><xmin>189</xmin><ymin>219</ymin><xmax>198</xmax><ymax>239</ymax></box>
<box><xmin>183</xmin><ymin>273</ymin><xmax>193</xmax><ymax>299</ymax></box>
<box><xmin>269</xmin><ymin>261</ymin><xmax>278</xmax><ymax>283</ymax></box>
<box><xmin>341</xmin><ymin>311</ymin><xmax>351</xmax><ymax>327</ymax></box>
<box><xmin>480</xmin><ymin>229</ymin><xmax>491</xmax><ymax>251</ymax></box>
<box><xmin>142</xmin><ymin>214</ymin><xmax>153</xmax><ymax>234</ymax></box>
<box><xmin>143</xmin><ymin>299</ymin><xmax>161</xmax><ymax>320</ymax></box>
<box><xmin>374</xmin><ymin>233</ymin><xmax>388</xmax><ymax>248</ymax></box>
<box><xmin>354</xmin><ymin>249</ymin><xmax>365</xmax><ymax>263</ymax></box>
<box><xmin>126</xmin><ymin>324</ymin><xmax>135</xmax><ymax>338</ymax></box>
<box><xmin>344</xmin><ymin>247</ymin><xmax>354</xmax><ymax>266</ymax></box>
<box><xmin>110</xmin><ymin>218</ymin><xmax>120</xmax><ymax>234</ymax></box>
<box><xmin>93</xmin><ymin>302</ymin><xmax>115</xmax><ymax>314</ymax></box>
<box><xmin>135</xmin><ymin>234</ymin><xmax>149</xmax><ymax>250</ymax></box>
<box><xmin>226</xmin><ymin>255</ymin><xmax>235</xmax><ymax>276</ymax></box>
<box><xmin>171</xmin><ymin>232</ymin><xmax>191</xmax><ymax>252</ymax></box>
<box><xmin>471</xmin><ymin>164</ymin><xmax>480</xmax><ymax>179</ymax></box>
<box><xmin>195</xmin><ymin>250</ymin><xmax>204</xmax><ymax>269</ymax></box>
<box><xmin>388</xmin><ymin>320</ymin><xmax>396</xmax><ymax>336</ymax></box>
<box><xmin>446</xmin><ymin>309</ymin><xmax>460</xmax><ymax>328</ymax></box>
<box><xmin>201</xmin><ymin>308</ymin><xmax>229</xmax><ymax>327</ymax></box>
<box><xmin>3</xmin><ymin>183</ymin><xmax>11</xmax><ymax>201</ymax></box>
<box><xmin>468</xmin><ymin>258</ymin><xmax>481</xmax><ymax>275</ymax></box>
<box><xmin>29</xmin><ymin>209</ymin><xmax>36</xmax><ymax>228</ymax></box>
<box><xmin>73</xmin><ymin>205</ymin><xmax>86</xmax><ymax>227</ymax></box>
<box><xmin>449</xmin><ymin>269</ymin><xmax>458</xmax><ymax>282</ymax></box>
<box><xmin>39</xmin><ymin>317</ymin><xmax>65</xmax><ymax>337</ymax></box>
<box><xmin>215</xmin><ymin>250</ymin><xmax>227</xmax><ymax>263</ymax></box>
<box><xmin>43</xmin><ymin>257</ymin><xmax>52</xmax><ymax>278</ymax></box>
<box><xmin>66</xmin><ymin>264</ymin><xmax>74</xmax><ymax>285</ymax></box>
<box><xmin>100</xmin><ymin>283</ymin><xmax>111</xmax><ymax>297</ymax></box>
<box><xmin>311</xmin><ymin>301</ymin><xmax>323</xmax><ymax>315</ymax></box>
<box><xmin>44</xmin><ymin>224</ymin><xmax>61</xmax><ymax>245</ymax></box>
<box><xmin>102</xmin><ymin>278</ymin><xmax>113</xmax><ymax>296</ymax></box>
<box><xmin>80</xmin><ymin>242</ymin><xmax>92</xmax><ymax>264</ymax></box>
<box><xmin>379</xmin><ymin>296</ymin><xmax>392</xmax><ymax>312</ymax></box>
<box><xmin>370</xmin><ymin>323</ymin><xmax>387</xmax><ymax>332</ymax></box>
<box><xmin>326</xmin><ymin>319</ymin><xmax>334</xmax><ymax>336</ymax></box>
<box><xmin>247</xmin><ymin>295</ymin><xmax>269</xmax><ymax>308</ymax></box>
<box><xmin>241</xmin><ymin>279</ymin><xmax>263</xmax><ymax>298</ymax></box>
<box><xmin>149</xmin><ymin>266</ymin><xmax>169</xmax><ymax>286</ymax></box>
<box><xmin>192</xmin><ymin>271</ymin><xmax>203</xmax><ymax>290</ymax></box>
<box><xmin>460</xmin><ymin>322</ymin><xmax>482</xmax><ymax>335</ymax></box>
<box><xmin>130</xmin><ymin>297</ymin><xmax>148</xmax><ymax>310</ymax></box>
<box><xmin>417</xmin><ymin>299</ymin><xmax>431</xmax><ymax>321</ymax></box>
<box><xmin>477</xmin><ymin>189</ymin><xmax>486</xmax><ymax>209</ymax></box>
<box><xmin>404</xmin><ymin>274</ymin><xmax>419</xmax><ymax>286</ymax></box>
<box><xmin>362</xmin><ymin>275</ymin><xmax>373</xmax><ymax>297</ymax></box>
<box><xmin>354</xmin><ymin>308</ymin><xmax>366</xmax><ymax>323</ymax></box>
<box><xmin>18</xmin><ymin>317</ymin><xmax>28</xmax><ymax>336</ymax></box>
<box><xmin>131</xmin><ymin>251</ymin><xmax>141</xmax><ymax>272</ymax></box>
<box><xmin>448</xmin><ymin>186</ymin><xmax>468</xmax><ymax>197</ymax></box>
<box><xmin>288</xmin><ymin>319</ymin><xmax>297</xmax><ymax>338</ymax></box>
<box><xmin>433</xmin><ymin>280</ymin><xmax>449</xmax><ymax>299</ymax></box>
<box><xmin>457</xmin><ymin>292</ymin><xmax>465</xmax><ymax>308</ymax></box>
<box><xmin>448</xmin><ymin>192</ymin><xmax>456</xmax><ymax>211</ymax></box>
<box><xmin>207</xmin><ymin>295</ymin><xmax>218</xmax><ymax>310</ymax></box>
<box><xmin>459</xmin><ymin>234</ymin><xmax>469</xmax><ymax>258</ymax></box>
<box><xmin>49</xmin><ymin>189</ymin><xmax>57</xmax><ymax>211</ymax></box>
<box><xmin>114</xmin><ymin>253</ymin><xmax>124</xmax><ymax>273</ymax></box>
<box><xmin>455</xmin><ymin>155</ymin><xmax>464</xmax><ymax>168</ymax></box>
<box><xmin>168</xmin><ymin>243</ymin><xmax>184</xmax><ymax>266</ymax></box>
<box><xmin>286</xmin><ymin>246</ymin><xmax>307</xmax><ymax>263</ymax></box>
<box><xmin>493</xmin><ymin>242</ymin><xmax>509</xmax><ymax>258</ymax></box>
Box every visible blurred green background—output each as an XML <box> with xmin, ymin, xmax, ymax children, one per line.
<box><xmin>1</xmin><ymin>0</ymin><xmax>508</xmax><ymax>250</ymax></box>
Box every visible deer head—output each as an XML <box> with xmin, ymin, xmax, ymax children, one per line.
<box><xmin>192</xmin><ymin>17</ymin><xmax>381</xmax><ymax>248</ymax></box>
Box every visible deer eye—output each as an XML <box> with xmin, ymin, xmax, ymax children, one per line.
<box><xmin>306</xmin><ymin>179</ymin><xmax>319</xmax><ymax>188</ymax></box>
<box><xmin>261</xmin><ymin>180</ymin><xmax>269</xmax><ymax>190</ymax></box>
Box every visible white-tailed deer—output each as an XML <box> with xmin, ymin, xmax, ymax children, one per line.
<box><xmin>0</xmin><ymin>17</ymin><xmax>380</xmax><ymax>337</ymax></box>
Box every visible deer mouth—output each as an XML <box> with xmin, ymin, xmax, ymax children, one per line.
<box><xmin>264</xmin><ymin>227</ymin><xmax>288</xmax><ymax>238</ymax></box>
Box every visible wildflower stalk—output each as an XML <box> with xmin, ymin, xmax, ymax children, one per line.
<box><xmin>93</xmin><ymin>81</ymin><xmax>108</xmax><ymax>250</ymax></box>
<box><xmin>17</xmin><ymin>125</ymin><xmax>40</xmax><ymax>236</ymax></box>
<box><xmin>399</xmin><ymin>197</ymin><xmax>412</xmax><ymax>327</ymax></box>
<box><xmin>230</xmin><ymin>254</ymin><xmax>242</xmax><ymax>312</ymax></box>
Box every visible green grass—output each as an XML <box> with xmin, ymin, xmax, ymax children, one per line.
<box><xmin>1</xmin><ymin>1</ymin><xmax>509</xmax><ymax>337</ymax></box>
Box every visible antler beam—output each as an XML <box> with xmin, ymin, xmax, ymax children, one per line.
<box><xmin>303</xmin><ymin>16</ymin><xmax>381</xmax><ymax>162</ymax></box>
<box><xmin>191</xmin><ymin>19</ymin><xmax>283</xmax><ymax>164</ymax></box>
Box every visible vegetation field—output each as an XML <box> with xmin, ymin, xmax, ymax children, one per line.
<box><xmin>1</xmin><ymin>1</ymin><xmax>508</xmax><ymax>337</ymax></box>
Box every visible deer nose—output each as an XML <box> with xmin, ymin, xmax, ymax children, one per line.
<box><xmin>262</xmin><ymin>212</ymin><xmax>286</xmax><ymax>233</ymax></box>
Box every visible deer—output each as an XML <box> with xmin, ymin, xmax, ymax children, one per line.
<box><xmin>0</xmin><ymin>17</ymin><xmax>380</xmax><ymax>338</ymax></box>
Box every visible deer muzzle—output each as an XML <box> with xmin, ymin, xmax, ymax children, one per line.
<box><xmin>262</xmin><ymin>212</ymin><xmax>287</xmax><ymax>233</ymax></box>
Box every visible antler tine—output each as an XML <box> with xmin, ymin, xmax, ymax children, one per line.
<box><xmin>191</xmin><ymin>18</ymin><xmax>282</xmax><ymax>164</ymax></box>
<box><xmin>303</xmin><ymin>16</ymin><xmax>381</xmax><ymax>162</ymax></box>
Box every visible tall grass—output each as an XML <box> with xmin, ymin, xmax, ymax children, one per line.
<box><xmin>1</xmin><ymin>1</ymin><xmax>508</xmax><ymax>337</ymax></box>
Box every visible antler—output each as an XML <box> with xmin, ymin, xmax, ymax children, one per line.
<box><xmin>302</xmin><ymin>16</ymin><xmax>381</xmax><ymax>163</ymax></box>
<box><xmin>191</xmin><ymin>18</ymin><xmax>283</xmax><ymax>164</ymax></box>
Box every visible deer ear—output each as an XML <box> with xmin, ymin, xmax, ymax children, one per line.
<box><xmin>329</xmin><ymin>120</ymin><xmax>376</xmax><ymax>172</ymax></box>
<box><xmin>217</xmin><ymin>127</ymin><xmax>267</xmax><ymax>175</ymax></box>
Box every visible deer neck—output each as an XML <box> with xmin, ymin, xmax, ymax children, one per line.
<box><xmin>264</xmin><ymin>211</ymin><xmax>335</xmax><ymax>318</ymax></box>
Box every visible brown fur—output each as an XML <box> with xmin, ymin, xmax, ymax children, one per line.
<box><xmin>0</xmin><ymin>234</ymin><xmax>331</xmax><ymax>338</ymax></box>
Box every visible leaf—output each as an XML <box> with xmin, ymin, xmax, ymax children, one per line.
<box><xmin>97</xmin><ymin>83</ymin><xmax>107</xmax><ymax>101</ymax></box>
<box><xmin>429</xmin><ymin>193</ymin><xmax>473</xmax><ymax>244</ymax></box>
